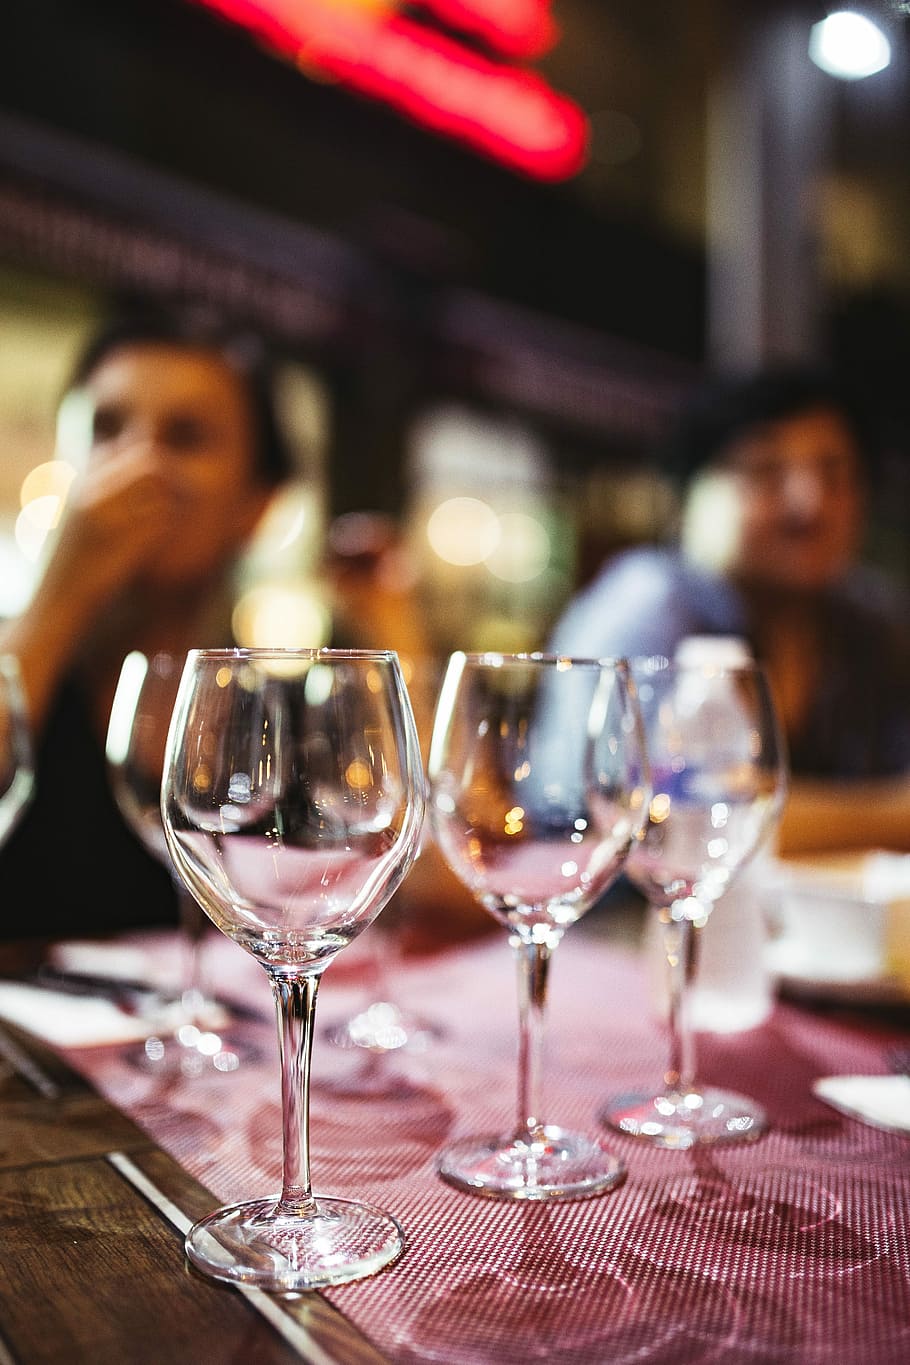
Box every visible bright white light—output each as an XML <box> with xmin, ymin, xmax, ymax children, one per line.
<box><xmin>196</xmin><ymin>1032</ymin><xmax>223</xmax><ymax>1057</ymax></box>
<box><xmin>426</xmin><ymin>496</ymin><xmax>500</xmax><ymax>566</ymax></box>
<box><xmin>106</xmin><ymin>652</ymin><xmax>149</xmax><ymax>766</ymax></box>
<box><xmin>19</xmin><ymin>494</ymin><xmax>63</xmax><ymax>534</ymax></box>
<box><xmin>485</xmin><ymin>511</ymin><xmax>550</xmax><ymax>583</ymax></box>
<box><xmin>14</xmin><ymin>461</ymin><xmax>78</xmax><ymax>563</ymax></box>
<box><xmin>809</xmin><ymin>11</ymin><xmax>891</xmax><ymax>79</ymax></box>
<box><xmin>15</xmin><ymin>504</ymin><xmax>53</xmax><ymax>561</ymax></box>
<box><xmin>55</xmin><ymin>388</ymin><xmax>94</xmax><ymax>466</ymax></box>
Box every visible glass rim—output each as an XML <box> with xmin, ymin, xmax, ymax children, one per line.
<box><xmin>186</xmin><ymin>647</ymin><xmax>399</xmax><ymax>663</ymax></box>
<box><xmin>630</xmin><ymin>654</ymin><xmax>767</xmax><ymax>678</ymax></box>
<box><xmin>452</xmin><ymin>650</ymin><xmax>629</xmax><ymax>671</ymax></box>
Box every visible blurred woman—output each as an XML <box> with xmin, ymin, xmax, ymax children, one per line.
<box><xmin>0</xmin><ymin>311</ymin><xmax>292</xmax><ymax>934</ymax></box>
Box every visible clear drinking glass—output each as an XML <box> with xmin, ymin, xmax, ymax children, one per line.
<box><xmin>106</xmin><ymin>651</ymin><xmax>243</xmax><ymax>1075</ymax></box>
<box><xmin>428</xmin><ymin>652</ymin><xmax>649</xmax><ymax>1200</ymax></box>
<box><xmin>162</xmin><ymin>648</ymin><xmax>425</xmax><ymax>1289</ymax></box>
<box><xmin>0</xmin><ymin>654</ymin><xmax>34</xmax><ymax>846</ymax></box>
<box><xmin>319</xmin><ymin>896</ymin><xmax>442</xmax><ymax>1099</ymax></box>
<box><xmin>322</xmin><ymin>654</ymin><xmax>442</xmax><ymax>1072</ymax></box>
<box><xmin>601</xmin><ymin>658</ymin><xmax>787</xmax><ymax>1148</ymax></box>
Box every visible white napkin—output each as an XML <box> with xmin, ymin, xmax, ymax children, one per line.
<box><xmin>862</xmin><ymin>852</ymin><xmax>910</xmax><ymax>902</ymax></box>
<box><xmin>49</xmin><ymin>937</ymin><xmax>176</xmax><ymax>991</ymax></box>
<box><xmin>0</xmin><ymin>980</ymin><xmax>153</xmax><ymax>1048</ymax></box>
<box><xmin>813</xmin><ymin>1074</ymin><xmax>910</xmax><ymax>1134</ymax></box>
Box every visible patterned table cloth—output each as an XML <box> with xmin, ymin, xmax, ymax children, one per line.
<box><xmin>62</xmin><ymin>928</ymin><xmax>910</xmax><ymax>1364</ymax></box>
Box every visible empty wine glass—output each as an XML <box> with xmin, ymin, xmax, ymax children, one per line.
<box><xmin>162</xmin><ymin>648</ymin><xmax>425</xmax><ymax>1289</ymax></box>
<box><xmin>320</xmin><ymin>817</ymin><xmax>440</xmax><ymax>1073</ymax></box>
<box><xmin>107</xmin><ymin>651</ymin><xmax>246</xmax><ymax>1075</ymax></box>
<box><xmin>428</xmin><ymin>652</ymin><xmax>648</xmax><ymax>1200</ymax></box>
<box><xmin>322</xmin><ymin>654</ymin><xmax>442</xmax><ymax>1074</ymax></box>
<box><xmin>0</xmin><ymin>654</ymin><xmax>34</xmax><ymax>845</ymax></box>
<box><xmin>601</xmin><ymin>658</ymin><xmax>787</xmax><ymax>1148</ymax></box>
<box><xmin>319</xmin><ymin>897</ymin><xmax>442</xmax><ymax>1099</ymax></box>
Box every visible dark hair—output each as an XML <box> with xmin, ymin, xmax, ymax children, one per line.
<box><xmin>662</xmin><ymin>366</ymin><xmax>871</xmax><ymax>485</ymax></box>
<box><xmin>69</xmin><ymin>309</ymin><xmax>294</xmax><ymax>485</ymax></box>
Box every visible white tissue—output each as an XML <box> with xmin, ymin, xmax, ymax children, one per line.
<box><xmin>813</xmin><ymin>1074</ymin><xmax>910</xmax><ymax>1134</ymax></box>
<box><xmin>0</xmin><ymin>981</ymin><xmax>152</xmax><ymax>1048</ymax></box>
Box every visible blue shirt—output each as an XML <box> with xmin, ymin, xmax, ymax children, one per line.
<box><xmin>549</xmin><ymin>547</ymin><xmax>910</xmax><ymax>779</ymax></box>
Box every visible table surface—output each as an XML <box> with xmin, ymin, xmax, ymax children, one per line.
<box><xmin>3</xmin><ymin>922</ymin><xmax>910</xmax><ymax>1365</ymax></box>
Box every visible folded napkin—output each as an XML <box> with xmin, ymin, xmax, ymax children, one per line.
<box><xmin>0</xmin><ymin>980</ymin><xmax>153</xmax><ymax>1048</ymax></box>
<box><xmin>50</xmin><ymin>937</ymin><xmax>175</xmax><ymax>991</ymax></box>
<box><xmin>813</xmin><ymin>1074</ymin><xmax>910</xmax><ymax>1134</ymax></box>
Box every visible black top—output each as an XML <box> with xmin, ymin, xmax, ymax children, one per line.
<box><xmin>1</xmin><ymin>675</ymin><xmax>179</xmax><ymax>939</ymax></box>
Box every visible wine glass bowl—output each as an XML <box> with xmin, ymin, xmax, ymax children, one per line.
<box><xmin>162</xmin><ymin>648</ymin><xmax>425</xmax><ymax>1289</ymax></box>
<box><xmin>601</xmin><ymin>658</ymin><xmax>787</xmax><ymax>1148</ymax></box>
<box><xmin>428</xmin><ymin>652</ymin><xmax>648</xmax><ymax>1200</ymax></box>
<box><xmin>107</xmin><ymin>651</ymin><xmax>242</xmax><ymax>1075</ymax></box>
<box><xmin>107</xmin><ymin>652</ymin><xmax>176</xmax><ymax>863</ymax></box>
<box><xmin>321</xmin><ymin>653</ymin><xmax>444</xmax><ymax>1073</ymax></box>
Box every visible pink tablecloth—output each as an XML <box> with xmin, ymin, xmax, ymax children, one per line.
<box><xmin>64</xmin><ymin>930</ymin><xmax>910</xmax><ymax>1364</ymax></box>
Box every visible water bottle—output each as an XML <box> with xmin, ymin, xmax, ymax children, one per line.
<box><xmin>643</xmin><ymin>636</ymin><xmax>775</xmax><ymax>1033</ymax></box>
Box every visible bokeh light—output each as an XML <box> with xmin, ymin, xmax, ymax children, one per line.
<box><xmin>809</xmin><ymin>11</ymin><xmax>891</xmax><ymax>80</ymax></box>
<box><xmin>485</xmin><ymin>510</ymin><xmax>550</xmax><ymax>583</ymax></box>
<box><xmin>15</xmin><ymin>460</ymin><xmax>78</xmax><ymax>562</ymax></box>
<box><xmin>427</xmin><ymin>496</ymin><xmax>500</xmax><ymax>565</ymax></box>
<box><xmin>232</xmin><ymin>583</ymin><xmax>330</xmax><ymax>648</ymax></box>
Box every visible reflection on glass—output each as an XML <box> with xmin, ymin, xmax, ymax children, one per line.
<box><xmin>162</xmin><ymin>648</ymin><xmax>425</xmax><ymax>1290</ymax></box>
<box><xmin>107</xmin><ymin>651</ymin><xmax>246</xmax><ymax>1075</ymax></box>
<box><xmin>601</xmin><ymin>659</ymin><xmax>786</xmax><ymax>1148</ymax></box>
<box><xmin>428</xmin><ymin>652</ymin><xmax>648</xmax><ymax>1200</ymax></box>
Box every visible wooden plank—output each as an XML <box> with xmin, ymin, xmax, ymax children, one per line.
<box><xmin>121</xmin><ymin>1151</ymin><xmax>393</xmax><ymax>1365</ymax></box>
<box><xmin>0</xmin><ymin>1090</ymin><xmax>152</xmax><ymax>1168</ymax></box>
<box><xmin>0</xmin><ymin>1024</ymin><xmax>69</xmax><ymax>1101</ymax></box>
<box><xmin>0</xmin><ymin>1017</ymin><xmax>390</xmax><ymax>1364</ymax></box>
<box><xmin>0</xmin><ymin>1153</ymin><xmax>305</xmax><ymax>1365</ymax></box>
<box><xmin>0</xmin><ymin>1021</ymin><xmax>153</xmax><ymax>1167</ymax></box>
<box><xmin>0</xmin><ymin>1004</ymin><xmax>390</xmax><ymax>1365</ymax></box>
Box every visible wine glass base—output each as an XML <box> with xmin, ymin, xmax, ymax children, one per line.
<box><xmin>126</xmin><ymin>1023</ymin><xmax>257</xmax><ymax>1077</ymax></box>
<box><xmin>323</xmin><ymin>1000</ymin><xmax>443</xmax><ymax>1054</ymax></box>
<box><xmin>601</xmin><ymin>1087</ymin><xmax>767</xmax><ymax>1149</ymax></box>
<box><xmin>315</xmin><ymin>1050</ymin><xmax>427</xmax><ymax>1100</ymax></box>
<box><xmin>437</xmin><ymin>1126</ymin><xmax>627</xmax><ymax>1202</ymax></box>
<box><xmin>185</xmin><ymin>1194</ymin><xmax>405</xmax><ymax>1291</ymax></box>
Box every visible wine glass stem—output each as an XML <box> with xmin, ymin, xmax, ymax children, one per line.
<box><xmin>514</xmin><ymin>935</ymin><xmax>553</xmax><ymax>1143</ymax></box>
<box><xmin>270</xmin><ymin>970</ymin><xmax>320</xmax><ymax>1216</ymax></box>
<box><xmin>363</xmin><ymin>922</ymin><xmax>396</xmax><ymax>1006</ymax></box>
<box><xmin>176</xmin><ymin>887</ymin><xmax>208</xmax><ymax>1025</ymax></box>
<box><xmin>660</xmin><ymin>910</ymin><xmax>700</xmax><ymax>1095</ymax></box>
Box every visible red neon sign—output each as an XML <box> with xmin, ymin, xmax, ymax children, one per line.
<box><xmin>408</xmin><ymin>0</ymin><xmax>558</xmax><ymax>61</ymax></box>
<box><xmin>192</xmin><ymin>0</ymin><xmax>588</xmax><ymax>181</ymax></box>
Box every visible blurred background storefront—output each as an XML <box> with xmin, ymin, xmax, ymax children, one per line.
<box><xmin>1</xmin><ymin>0</ymin><xmax>909</xmax><ymax>657</ymax></box>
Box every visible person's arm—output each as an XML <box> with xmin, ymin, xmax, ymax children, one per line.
<box><xmin>0</xmin><ymin>447</ymin><xmax>181</xmax><ymax>734</ymax></box>
<box><xmin>777</xmin><ymin>775</ymin><xmax>910</xmax><ymax>856</ymax></box>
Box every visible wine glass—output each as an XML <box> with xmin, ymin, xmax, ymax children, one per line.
<box><xmin>106</xmin><ymin>651</ymin><xmax>244</xmax><ymax>1075</ymax></box>
<box><xmin>0</xmin><ymin>654</ymin><xmax>34</xmax><ymax>845</ymax></box>
<box><xmin>162</xmin><ymin>648</ymin><xmax>425</xmax><ymax>1289</ymax></box>
<box><xmin>322</xmin><ymin>654</ymin><xmax>443</xmax><ymax>1074</ymax></box>
<box><xmin>427</xmin><ymin>652</ymin><xmax>648</xmax><ymax>1200</ymax></box>
<box><xmin>600</xmin><ymin>658</ymin><xmax>787</xmax><ymax>1148</ymax></box>
<box><xmin>320</xmin><ymin>885</ymin><xmax>442</xmax><ymax>1096</ymax></box>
